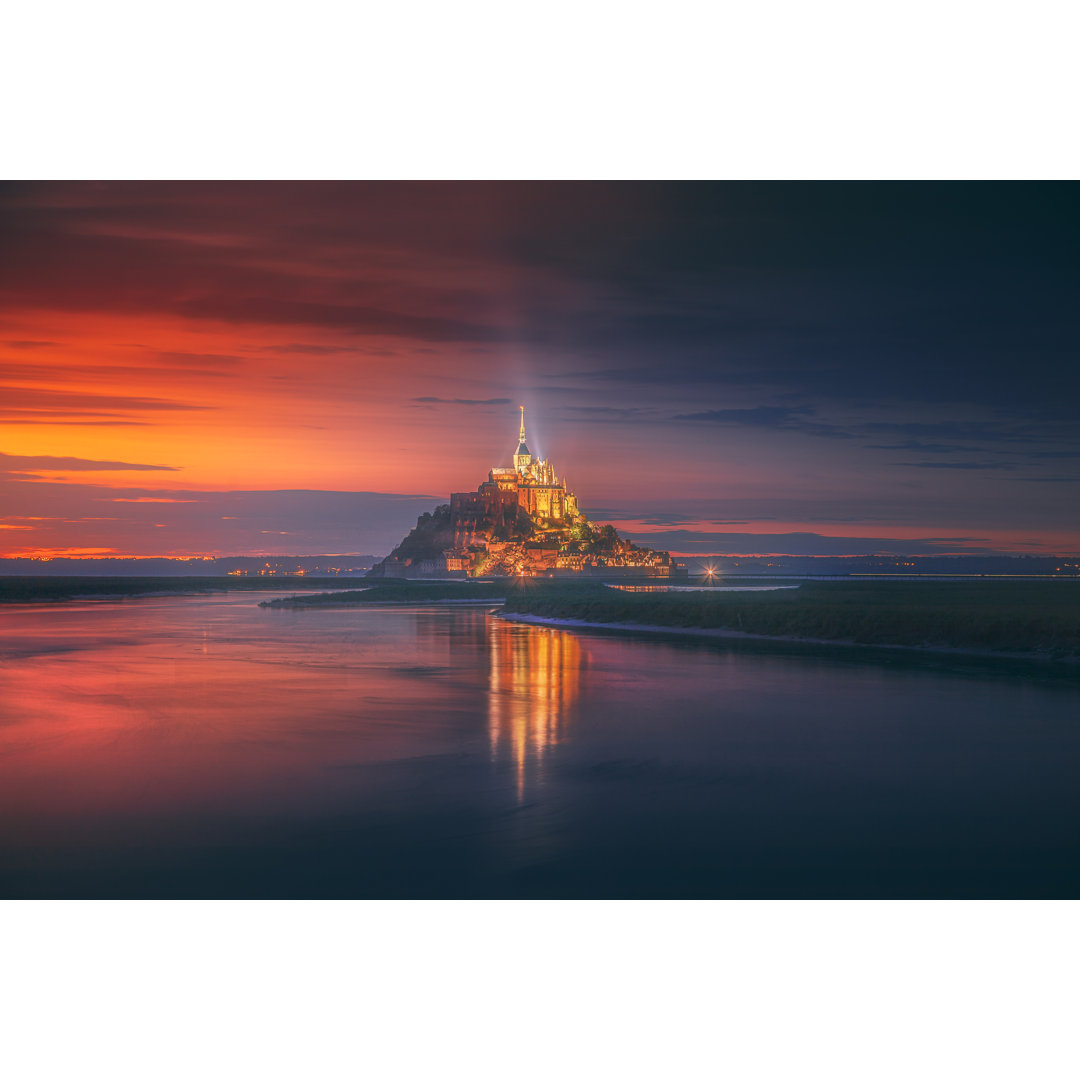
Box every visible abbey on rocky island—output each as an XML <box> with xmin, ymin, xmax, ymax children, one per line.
<box><xmin>370</xmin><ymin>408</ymin><xmax>678</xmax><ymax>579</ymax></box>
<box><xmin>449</xmin><ymin>407</ymin><xmax>581</xmax><ymax>546</ymax></box>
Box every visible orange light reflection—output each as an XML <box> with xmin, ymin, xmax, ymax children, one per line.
<box><xmin>487</xmin><ymin>619</ymin><xmax>582</xmax><ymax>802</ymax></box>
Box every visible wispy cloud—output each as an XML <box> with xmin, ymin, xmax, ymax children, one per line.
<box><xmin>865</xmin><ymin>440</ymin><xmax>993</xmax><ymax>454</ymax></box>
<box><xmin>894</xmin><ymin>461</ymin><xmax>1016</xmax><ymax>471</ymax></box>
<box><xmin>560</xmin><ymin>405</ymin><xmax>652</xmax><ymax>420</ymax></box>
<box><xmin>152</xmin><ymin>351</ymin><xmax>246</xmax><ymax>368</ymax></box>
<box><xmin>675</xmin><ymin>405</ymin><xmax>812</xmax><ymax>425</ymax></box>
<box><xmin>862</xmin><ymin>420</ymin><xmax>1043</xmax><ymax>444</ymax></box>
<box><xmin>0</xmin><ymin>386</ymin><xmax>210</xmax><ymax>414</ymax></box>
<box><xmin>673</xmin><ymin>405</ymin><xmax>854</xmax><ymax>439</ymax></box>
<box><xmin>617</xmin><ymin>529</ymin><xmax>1000</xmax><ymax>556</ymax></box>
<box><xmin>1015</xmin><ymin>477</ymin><xmax>1080</xmax><ymax>483</ymax></box>
<box><xmin>0</xmin><ymin>452</ymin><xmax>177</xmax><ymax>473</ymax></box>
<box><xmin>412</xmin><ymin>396</ymin><xmax>512</xmax><ymax>406</ymax></box>
<box><xmin>258</xmin><ymin>343</ymin><xmax>357</xmax><ymax>355</ymax></box>
<box><xmin>0</xmin><ymin>414</ymin><xmax>150</xmax><ymax>426</ymax></box>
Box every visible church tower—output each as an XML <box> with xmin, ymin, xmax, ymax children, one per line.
<box><xmin>513</xmin><ymin>405</ymin><xmax>532</xmax><ymax>474</ymax></box>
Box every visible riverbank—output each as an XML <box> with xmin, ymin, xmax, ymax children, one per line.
<box><xmin>258</xmin><ymin>581</ymin><xmax>507</xmax><ymax>607</ymax></box>
<box><xmin>0</xmin><ymin>576</ymin><xmax>369</xmax><ymax>604</ymax></box>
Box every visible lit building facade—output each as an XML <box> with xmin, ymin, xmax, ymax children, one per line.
<box><xmin>450</xmin><ymin>407</ymin><xmax>582</xmax><ymax>546</ymax></box>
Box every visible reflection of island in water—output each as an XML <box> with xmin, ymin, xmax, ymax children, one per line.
<box><xmin>487</xmin><ymin>619</ymin><xmax>582</xmax><ymax>801</ymax></box>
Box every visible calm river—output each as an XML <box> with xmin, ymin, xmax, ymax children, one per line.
<box><xmin>1</xmin><ymin>592</ymin><xmax>1078</xmax><ymax>897</ymax></box>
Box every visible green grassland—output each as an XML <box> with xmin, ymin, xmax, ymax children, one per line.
<box><xmin>500</xmin><ymin>579</ymin><xmax>1080</xmax><ymax>660</ymax></box>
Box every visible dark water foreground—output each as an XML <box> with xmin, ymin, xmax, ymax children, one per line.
<box><xmin>1</xmin><ymin>593</ymin><xmax>1078</xmax><ymax>898</ymax></box>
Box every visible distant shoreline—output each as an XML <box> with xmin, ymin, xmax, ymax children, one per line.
<box><xmin>495</xmin><ymin>611</ymin><xmax>1080</xmax><ymax>667</ymax></box>
<box><xmin>0</xmin><ymin>576</ymin><xmax>370</xmax><ymax>605</ymax></box>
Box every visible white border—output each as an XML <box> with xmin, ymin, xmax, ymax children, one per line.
<box><xmin>3</xmin><ymin>901</ymin><xmax>1076</xmax><ymax>1079</ymax></box>
<box><xmin>5</xmin><ymin>1</ymin><xmax>1078</xmax><ymax>179</ymax></box>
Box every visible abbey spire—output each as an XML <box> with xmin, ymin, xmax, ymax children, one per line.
<box><xmin>514</xmin><ymin>405</ymin><xmax>532</xmax><ymax>473</ymax></box>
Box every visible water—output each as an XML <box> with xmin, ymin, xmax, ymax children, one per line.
<box><xmin>1</xmin><ymin>592</ymin><xmax>1078</xmax><ymax>898</ymax></box>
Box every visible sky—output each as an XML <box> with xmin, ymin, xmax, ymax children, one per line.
<box><xmin>1</xmin><ymin>181</ymin><xmax>1077</xmax><ymax>559</ymax></box>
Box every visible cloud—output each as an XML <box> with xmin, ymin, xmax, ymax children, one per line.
<box><xmin>4</xmin><ymin>339</ymin><xmax>57</xmax><ymax>349</ymax></box>
<box><xmin>562</xmin><ymin>365</ymin><xmax>839</xmax><ymax>388</ymax></box>
<box><xmin>670</xmin><ymin>411</ymin><xmax>1070</xmax><ymax>452</ymax></box>
<box><xmin>861</xmin><ymin>420</ymin><xmax>1042</xmax><ymax>444</ymax></box>
<box><xmin>675</xmin><ymin>405</ymin><xmax>813</xmax><ymax>425</ymax></box>
<box><xmin>412</xmin><ymin>396</ymin><xmax>512</xmax><ymax>406</ymax></box>
<box><xmin>560</xmin><ymin>405</ymin><xmax>651</xmax><ymax>420</ymax></box>
<box><xmin>588</xmin><ymin>508</ymin><xmax>767</xmax><ymax>527</ymax></box>
<box><xmin>0</xmin><ymin>415</ymin><xmax>150</xmax><ymax>426</ymax></box>
<box><xmin>151</xmin><ymin>351</ymin><xmax>246</xmax><ymax>368</ymax></box>
<box><xmin>864</xmin><ymin>441</ymin><xmax>993</xmax><ymax>454</ymax></box>
<box><xmin>0</xmin><ymin>361</ymin><xmax>239</xmax><ymax>385</ymax></box>
<box><xmin>174</xmin><ymin>298</ymin><xmax>517</xmax><ymax>343</ymax></box>
<box><xmin>596</xmin><ymin>511</ymin><xmax>705</xmax><ymax>526</ymax></box>
<box><xmin>619</xmin><ymin>529</ymin><xmax>1000</xmax><ymax>557</ymax></box>
<box><xmin>258</xmin><ymin>343</ymin><xmax>356</xmax><ymax>355</ymax></box>
<box><xmin>894</xmin><ymin>461</ymin><xmax>1016</xmax><ymax>471</ymax></box>
<box><xmin>0</xmin><ymin>452</ymin><xmax>177</xmax><ymax>472</ymax></box>
<box><xmin>0</xmin><ymin>386</ymin><xmax>210</xmax><ymax>414</ymax></box>
<box><xmin>672</xmin><ymin>405</ymin><xmax>853</xmax><ymax>439</ymax></box>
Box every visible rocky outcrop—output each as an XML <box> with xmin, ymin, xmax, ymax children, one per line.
<box><xmin>366</xmin><ymin>505</ymin><xmax>455</xmax><ymax>577</ymax></box>
<box><xmin>368</xmin><ymin>501</ymin><xmax>671</xmax><ymax>579</ymax></box>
